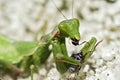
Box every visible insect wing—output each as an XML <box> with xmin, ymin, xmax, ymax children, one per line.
<box><xmin>0</xmin><ymin>34</ymin><xmax>38</xmax><ymax>64</ymax></box>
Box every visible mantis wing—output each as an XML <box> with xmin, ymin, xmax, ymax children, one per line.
<box><xmin>0</xmin><ymin>34</ymin><xmax>38</xmax><ymax>64</ymax></box>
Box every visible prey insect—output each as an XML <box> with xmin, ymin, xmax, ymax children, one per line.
<box><xmin>69</xmin><ymin>37</ymin><xmax>102</xmax><ymax>73</ymax></box>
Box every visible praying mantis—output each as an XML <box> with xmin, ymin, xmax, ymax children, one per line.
<box><xmin>0</xmin><ymin>0</ymin><xmax>102</xmax><ymax>80</ymax></box>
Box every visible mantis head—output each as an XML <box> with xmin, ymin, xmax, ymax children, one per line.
<box><xmin>58</xmin><ymin>18</ymin><xmax>80</xmax><ymax>45</ymax></box>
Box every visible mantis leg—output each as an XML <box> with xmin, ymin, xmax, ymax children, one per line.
<box><xmin>51</xmin><ymin>38</ymin><xmax>81</xmax><ymax>74</ymax></box>
<box><xmin>80</xmin><ymin>37</ymin><xmax>102</xmax><ymax>62</ymax></box>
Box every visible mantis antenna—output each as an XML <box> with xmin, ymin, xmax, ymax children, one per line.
<box><xmin>51</xmin><ymin>0</ymin><xmax>68</xmax><ymax>20</ymax></box>
<box><xmin>72</xmin><ymin>0</ymin><xmax>74</xmax><ymax>18</ymax></box>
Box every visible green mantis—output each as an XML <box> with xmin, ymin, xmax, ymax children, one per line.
<box><xmin>0</xmin><ymin>17</ymin><xmax>81</xmax><ymax>78</ymax></box>
<box><xmin>0</xmin><ymin>0</ymin><xmax>102</xmax><ymax>80</ymax></box>
<box><xmin>0</xmin><ymin>18</ymin><xmax>101</xmax><ymax>79</ymax></box>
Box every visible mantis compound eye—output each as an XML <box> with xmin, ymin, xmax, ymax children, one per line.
<box><xmin>69</xmin><ymin>52</ymin><xmax>84</xmax><ymax>73</ymax></box>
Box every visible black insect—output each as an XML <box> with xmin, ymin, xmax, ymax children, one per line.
<box><xmin>72</xmin><ymin>40</ymin><xmax>79</xmax><ymax>46</ymax></box>
<box><xmin>72</xmin><ymin>39</ymin><xmax>86</xmax><ymax>46</ymax></box>
<box><xmin>71</xmin><ymin>38</ymin><xmax>79</xmax><ymax>46</ymax></box>
<box><xmin>69</xmin><ymin>52</ymin><xmax>84</xmax><ymax>73</ymax></box>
